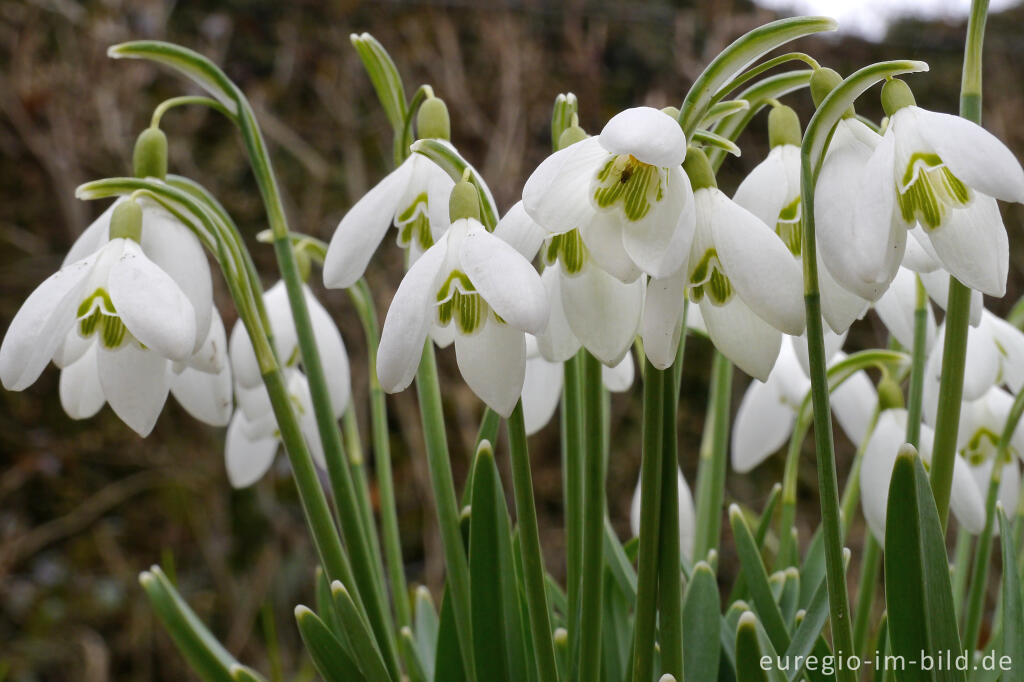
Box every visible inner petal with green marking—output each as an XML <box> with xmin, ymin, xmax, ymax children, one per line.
<box><xmin>435</xmin><ymin>270</ymin><xmax>493</xmax><ymax>335</ymax></box>
<box><xmin>77</xmin><ymin>288</ymin><xmax>131</xmax><ymax>350</ymax></box>
<box><xmin>775</xmin><ymin>197</ymin><xmax>802</xmax><ymax>257</ymax></box>
<box><xmin>395</xmin><ymin>192</ymin><xmax>434</xmax><ymax>251</ymax></box>
<box><xmin>543</xmin><ymin>229</ymin><xmax>588</xmax><ymax>275</ymax></box>
<box><xmin>592</xmin><ymin>154</ymin><xmax>666</xmax><ymax>222</ymax></box>
<box><xmin>688</xmin><ymin>248</ymin><xmax>733</xmax><ymax>306</ymax></box>
<box><xmin>896</xmin><ymin>152</ymin><xmax>972</xmax><ymax>231</ymax></box>
<box><xmin>962</xmin><ymin>426</ymin><xmax>1001</xmax><ymax>466</ymax></box>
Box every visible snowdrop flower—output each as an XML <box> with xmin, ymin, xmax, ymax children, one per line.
<box><xmin>0</xmin><ymin>201</ymin><xmax>202</xmax><ymax>436</ymax></box>
<box><xmin>520</xmin><ymin>335</ymin><xmax>634</xmax><ymax>435</ymax></box>
<box><xmin>630</xmin><ymin>466</ymin><xmax>696</xmax><ymax>562</ymax></box>
<box><xmin>732</xmin><ymin>334</ymin><xmax>875</xmax><ymax>473</ymax></box>
<box><xmin>226</xmin><ymin>280</ymin><xmax>351</xmax><ymax>487</ymax></box>
<box><xmin>377</xmin><ymin>183</ymin><xmax>548</xmax><ymax>417</ymax></box>
<box><xmin>495</xmin><ymin>201</ymin><xmax>644</xmax><ymax>366</ymax></box>
<box><xmin>733</xmin><ymin>105</ymin><xmax>869</xmax><ymax>334</ymax></box>
<box><xmin>522</xmin><ymin>107</ymin><xmax>695</xmax><ymax>282</ymax></box>
<box><xmin>840</xmin><ymin>78</ymin><xmax>1024</xmax><ymax>297</ymax></box>
<box><xmin>957</xmin><ymin>387</ymin><xmax>1022</xmax><ymax>522</ymax></box>
<box><xmin>323</xmin><ymin>96</ymin><xmax>457</xmax><ymax>289</ymax></box>
<box><xmin>860</xmin><ymin>408</ymin><xmax>985</xmax><ymax>541</ymax></box>
<box><xmin>677</xmin><ymin>148</ymin><xmax>805</xmax><ymax>380</ymax></box>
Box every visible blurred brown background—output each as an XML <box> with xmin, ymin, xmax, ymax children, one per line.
<box><xmin>2</xmin><ymin>1</ymin><xmax>1024</xmax><ymax>679</ymax></box>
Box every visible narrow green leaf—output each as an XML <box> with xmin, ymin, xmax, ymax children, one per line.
<box><xmin>603</xmin><ymin>518</ymin><xmax>638</xmax><ymax>601</ymax></box>
<box><xmin>330</xmin><ymin>582</ymin><xmax>394</xmax><ymax>682</ymax></box>
<box><xmin>721</xmin><ymin>600</ymin><xmax>748</xmax><ymax>673</ymax></box>
<box><xmin>350</xmin><ymin>33</ymin><xmax>407</xmax><ymax>131</ymax></box>
<box><xmin>399</xmin><ymin>627</ymin><xmax>430</xmax><ymax>682</ymax></box>
<box><xmin>735</xmin><ymin>612</ymin><xmax>786</xmax><ymax>682</ymax></box>
<box><xmin>700</xmin><ymin>99</ymin><xmax>751</xmax><ymax>128</ymax></box>
<box><xmin>884</xmin><ymin>447</ymin><xmax>965</xmax><ymax>682</ymax></box>
<box><xmin>601</xmin><ymin>578</ymin><xmax>629</xmax><ymax>682</ymax></box>
<box><xmin>784</xmin><ymin>573</ymin><xmax>830</xmax><ymax>681</ymax></box>
<box><xmin>230</xmin><ymin>664</ymin><xmax>268</xmax><ymax>682</ymax></box>
<box><xmin>435</xmin><ymin>585</ymin><xmax>468</xmax><ymax>682</ymax></box>
<box><xmin>693</xmin><ymin>129</ymin><xmax>742</xmax><ymax>156</ymax></box>
<box><xmin>778</xmin><ymin>568</ymin><xmax>800</xmax><ymax>629</ymax></box>
<box><xmin>413</xmin><ymin>586</ymin><xmax>439</xmax><ymax>679</ymax></box>
<box><xmin>999</xmin><ymin>507</ymin><xmax>1024</xmax><ymax>682</ymax></box>
<box><xmin>294</xmin><ymin>606</ymin><xmax>365</xmax><ymax>682</ymax></box>
<box><xmin>409</xmin><ymin>139</ymin><xmax>500</xmax><ymax>230</ymax></box>
<box><xmin>730</xmin><ymin>505</ymin><xmax>791</xmax><ymax>655</ymax></box>
<box><xmin>683</xmin><ymin>562</ymin><xmax>722</xmax><ymax>682</ymax></box>
<box><xmin>551</xmin><ymin>92</ymin><xmax>579</xmax><ymax>150</ymax></box>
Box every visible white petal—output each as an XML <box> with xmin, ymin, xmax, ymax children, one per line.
<box><xmin>707</xmin><ymin>190</ymin><xmax>805</xmax><ymax>335</ymax></box>
<box><xmin>171</xmin><ymin>361</ymin><xmax>233</xmax><ymax>426</ymax></box>
<box><xmin>602</xmin><ymin>352</ymin><xmax>635</xmax><ymax>392</ymax></box>
<box><xmin>306</xmin><ymin>286</ymin><xmax>351</xmax><ymax>417</ymax></box>
<box><xmin>460</xmin><ymin>220</ymin><xmax>549</xmax><ymax>334</ymax></box>
<box><xmin>59</xmin><ymin>344</ymin><xmax>105</xmax><ymax>419</ymax></box>
<box><xmin>918</xmin><ymin>269</ymin><xmax>984</xmax><ymax>326</ymax></box>
<box><xmin>430</xmin><ymin>321</ymin><xmax>455</xmax><ymax>349</ymax></box>
<box><xmin>621</xmin><ymin>167</ymin><xmax>693</xmax><ymax>279</ymax></box>
<box><xmin>521</xmin><ymin>354</ymin><xmax>564</xmax><ymax>435</ymax></box>
<box><xmin>377</xmin><ymin>240</ymin><xmax>448</xmax><ymax>393</ymax></box>
<box><xmin>561</xmin><ymin>263</ymin><xmax>643</xmax><ymax>366</ymax></box>
<box><xmin>494</xmin><ymin>201</ymin><xmax>547</xmax><ymax>261</ymax></box>
<box><xmin>64</xmin><ymin>201</ymin><xmax>116</xmax><ymax>265</ymax></box>
<box><xmin>830</xmin><ymin>369</ymin><xmax>876</xmax><ymax>447</ymax></box>
<box><xmin>228</xmin><ymin>316</ymin><xmax>263</xmax><ymax>390</ymax></box>
<box><xmin>579</xmin><ymin>210</ymin><xmax>643</xmax><ymax>282</ymax></box>
<box><xmin>631</xmin><ymin>467</ymin><xmax>697</xmax><ymax>561</ymax></box>
<box><xmin>699</xmin><ymin>297</ymin><xmax>782</xmax><ymax>381</ymax></box>
<box><xmin>185</xmin><ymin>308</ymin><xmax>229</xmax><ymax>375</ymax></box>
<box><xmin>290</xmin><ymin>373</ymin><xmax>328</xmax><ymax>471</ymax></box>
<box><xmin>599</xmin><ymin>107</ymin><xmax>686</xmax><ymax>168</ymax></box>
<box><xmin>732</xmin><ymin>376</ymin><xmax>794</xmax><ymax>473</ymax></box>
<box><xmin>819</xmin><ymin>258</ymin><xmax>870</xmax><ymax>335</ymax></box>
<box><xmin>109</xmin><ymin>240</ymin><xmax>196</xmax><ymax>362</ymax></box>
<box><xmin>97</xmin><ymin>343</ymin><xmax>172</xmax><ymax>437</ymax></box>
<box><xmin>225</xmin><ymin>412</ymin><xmax>278</xmax><ymax>488</ymax></box>
<box><xmin>522</xmin><ymin>136</ymin><xmax>607</xmax><ymax>234</ymax></box>
<box><xmin>642</xmin><ymin>268</ymin><xmax>687</xmax><ymax>370</ymax></box>
<box><xmin>903</xmin><ymin>229</ymin><xmax>942</xmax><ymax>273</ymax></box>
<box><xmin>987</xmin><ymin>314</ymin><xmax>1024</xmax><ymax>392</ymax></box>
<box><xmin>911</xmin><ymin>107</ymin><xmax>1024</xmax><ymax>204</ymax></box>
<box><xmin>951</xmin><ymin>453</ymin><xmax>987</xmax><ymax>534</ymax></box>
<box><xmin>853</xmin><ymin>130</ymin><xmax>907</xmax><ymax>289</ymax></box>
<box><xmin>963</xmin><ymin>320</ymin><xmax>1001</xmax><ymax>401</ymax></box>
<box><xmin>874</xmin><ymin>268</ymin><xmax>935</xmax><ymax>351</ymax></box>
<box><xmin>535</xmin><ymin>268</ymin><xmax>581</xmax><ymax>362</ymax></box>
<box><xmin>924</xmin><ymin>195</ymin><xmax>1008</xmax><ymax>297</ymax></box>
<box><xmin>53</xmin><ymin>328</ymin><xmax>92</xmax><ymax>369</ymax></box>
<box><xmin>323</xmin><ymin>157</ymin><xmax>413</xmax><ymax>289</ymax></box>
<box><xmin>732</xmin><ymin>145</ymin><xmax>792</xmax><ymax>227</ymax></box>
<box><xmin>0</xmin><ymin>253</ymin><xmax>95</xmax><ymax>390</ymax></box>
<box><xmin>859</xmin><ymin>409</ymin><xmax>907</xmax><ymax>542</ymax></box>
<box><xmin>454</xmin><ymin>318</ymin><xmax>526</xmax><ymax>418</ymax></box>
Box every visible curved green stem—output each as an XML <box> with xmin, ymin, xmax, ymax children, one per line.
<box><xmin>577</xmin><ymin>352</ymin><xmax>606</xmax><ymax>682</ymax></box>
<box><xmin>151</xmin><ymin>95</ymin><xmax>233</xmax><ymax>128</ymax></box>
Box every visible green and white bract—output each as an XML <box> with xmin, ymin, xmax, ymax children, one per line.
<box><xmin>377</xmin><ymin>216</ymin><xmax>549</xmax><ymax>417</ymax></box>
<box><xmin>522</xmin><ymin>107</ymin><xmax>695</xmax><ymax>282</ymax></box>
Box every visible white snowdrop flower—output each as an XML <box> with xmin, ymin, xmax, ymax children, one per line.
<box><xmin>731</xmin><ymin>335</ymin><xmax>875</xmax><ymax>473</ymax></box>
<box><xmin>630</xmin><ymin>466</ymin><xmax>697</xmax><ymax>562</ymax></box>
<box><xmin>522</xmin><ymin>107</ymin><xmax>695</xmax><ymax>282</ymax></box>
<box><xmin>872</xmin><ymin>267</ymin><xmax>937</xmax><ymax>352</ymax></box>
<box><xmin>860</xmin><ymin>408</ymin><xmax>985</xmax><ymax>542</ymax></box>
<box><xmin>956</xmin><ymin>387</ymin><xmax>1023</xmax><ymax>526</ymax></box>
<box><xmin>0</xmin><ymin>201</ymin><xmax>200</xmax><ymax>436</ymax></box>
<box><xmin>733</xmin><ymin>105</ymin><xmax>869</xmax><ymax>334</ymax></box>
<box><xmin>377</xmin><ymin>184</ymin><xmax>548</xmax><ymax>417</ymax></box>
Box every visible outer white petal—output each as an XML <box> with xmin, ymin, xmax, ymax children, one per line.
<box><xmin>911</xmin><ymin>107</ymin><xmax>1024</xmax><ymax>203</ymax></box>
<box><xmin>731</xmin><ymin>376</ymin><xmax>794</xmax><ymax>473</ymax></box>
<box><xmin>925</xmin><ymin>195</ymin><xmax>1008</xmax><ymax>297</ymax></box>
<box><xmin>454</xmin><ymin>318</ymin><xmax>526</xmax><ymax>418</ymax></box>
<box><xmin>860</xmin><ymin>410</ymin><xmax>908</xmax><ymax>542</ymax></box>
<box><xmin>819</xmin><ymin>258</ymin><xmax>870</xmax><ymax>335</ymax></box>
<box><xmin>522</xmin><ymin>136</ymin><xmax>608</xmax><ymax>234</ymax></box>
<box><xmin>0</xmin><ymin>253</ymin><xmax>95</xmax><ymax>391</ymax></box>
<box><xmin>918</xmin><ymin>269</ymin><xmax>983</xmax><ymax>326</ymax></box>
<box><xmin>642</xmin><ymin>268</ymin><xmax>687</xmax><ymax>370</ymax></box>
<box><xmin>707</xmin><ymin>190</ymin><xmax>805</xmax><ymax>335</ymax></box>
<box><xmin>620</xmin><ymin>167</ymin><xmax>693</xmax><ymax>278</ymax></box>
<box><xmin>59</xmin><ymin>344</ymin><xmax>105</xmax><ymax>419</ymax></box>
<box><xmin>141</xmin><ymin>206</ymin><xmax>213</xmax><ymax>352</ymax></box>
<box><xmin>184</xmin><ymin>308</ymin><xmax>228</xmax><ymax>375</ymax></box>
<box><xmin>64</xmin><ymin>201</ymin><xmax>117</xmax><ymax>265</ymax></box>
<box><xmin>171</xmin><ymin>361</ymin><xmax>233</xmax><ymax>427</ymax></box>
<box><xmin>535</xmin><ymin>268</ymin><xmax>581</xmax><ymax>362</ymax></box>
<box><xmin>290</xmin><ymin>373</ymin><xmax>328</xmax><ymax>471</ymax></box>
<box><xmin>377</xmin><ymin>239</ymin><xmax>448</xmax><ymax>393</ymax></box>
<box><xmin>579</xmin><ymin>210</ymin><xmax>643</xmax><ymax>282</ymax></box>
<box><xmin>853</xmin><ymin>130</ymin><xmax>907</xmax><ymax>289</ymax></box>
<box><xmin>599</xmin><ymin>107</ymin><xmax>687</xmax><ymax>168</ymax></box>
<box><xmin>228</xmin><ymin>317</ymin><xmax>263</xmax><ymax>391</ymax></box>
<box><xmin>699</xmin><ymin>296</ymin><xmax>782</xmax><ymax>381</ymax></box>
<box><xmin>561</xmin><ymin>263</ymin><xmax>643</xmax><ymax>366</ymax></box>
<box><xmin>323</xmin><ymin>157</ymin><xmax>413</xmax><ymax>289</ymax></box>
<box><xmin>732</xmin><ymin>145</ymin><xmax>792</xmax><ymax>226</ymax></box>
<box><xmin>97</xmin><ymin>343</ymin><xmax>172</xmax><ymax>437</ymax></box>
<box><xmin>963</xmin><ymin>320</ymin><xmax>1001</xmax><ymax>401</ymax></box>
<box><xmin>602</xmin><ymin>352</ymin><xmax>635</xmax><ymax>392</ymax></box>
<box><xmin>774</xmin><ymin>338</ymin><xmax>812</xmax><ymax>406</ymax></box>
<box><xmin>629</xmin><ymin>466</ymin><xmax>696</xmax><ymax>561</ymax></box>
<box><xmin>53</xmin><ymin>329</ymin><xmax>91</xmax><ymax>369</ymax></box>
<box><xmin>521</xmin><ymin>353</ymin><xmax>564</xmax><ymax>435</ymax></box>
<box><xmin>830</xmin><ymin>368</ymin><xmax>876</xmax><ymax>447</ymax></box>
<box><xmin>225</xmin><ymin>412</ymin><xmax>278</xmax><ymax>488</ymax></box>
<box><xmin>987</xmin><ymin>314</ymin><xmax>1024</xmax><ymax>392</ymax></box>
<box><xmin>306</xmin><ymin>286</ymin><xmax>351</xmax><ymax>417</ymax></box>
<box><xmin>874</xmin><ymin>268</ymin><xmax>935</xmax><ymax>351</ymax></box>
<box><xmin>460</xmin><ymin>220</ymin><xmax>549</xmax><ymax>334</ymax></box>
<box><xmin>951</xmin><ymin>453</ymin><xmax>987</xmax><ymax>534</ymax></box>
<box><xmin>903</xmin><ymin>229</ymin><xmax>942</xmax><ymax>273</ymax></box>
<box><xmin>686</xmin><ymin>305</ymin><xmax>707</xmax><ymax>335</ymax></box>
<box><xmin>494</xmin><ymin>201</ymin><xmax>547</xmax><ymax>261</ymax></box>
<box><xmin>109</xmin><ymin>240</ymin><xmax>196</xmax><ymax>362</ymax></box>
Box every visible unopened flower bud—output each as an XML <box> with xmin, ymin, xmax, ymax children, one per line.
<box><xmin>810</xmin><ymin>67</ymin><xmax>856</xmax><ymax>119</ymax></box>
<box><xmin>133</xmin><ymin>127</ymin><xmax>168</xmax><ymax>180</ymax></box>
<box><xmin>768</xmin><ymin>104</ymin><xmax>802</xmax><ymax>148</ymax></box>
<box><xmin>682</xmin><ymin>146</ymin><xmax>716</xmax><ymax>191</ymax></box>
<box><xmin>449</xmin><ymin>179</ymin><xmax>481</xmax><ymax>222</ymax></box>
<box><xmin>109</xmin><ymin>199</ymin><xmax>143</xmax><ymax>242</ymax></box>
<box><xmin>877</xmin><ymin>375</ymin><xmax>905</xmax><ymax>411</ymax></box>
<box><xmin>881</xmin><ymin>78</ymin><xmax>916</xmax><ymax>118</ymax></box>
<box><xmin>557</xmin><ymin>116</ymin><xmax>587</xmax><ymax>150</ymax></box>
<box><xmin>417</xmin><ymin>96</ymin><xmax>451</xmax><ymax>141</ymax></box>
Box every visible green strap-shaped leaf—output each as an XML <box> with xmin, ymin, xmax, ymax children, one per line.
<box><xmin>735</xmin><ymin>612</ymin><xmax>787</xmax><ymax>682</ymax></box>
<box><xmin>778</xmin><ymin>568</ymin><xmax>801</xmax><ymax>629</ymax></box>
<box><xmin>350</xmin><ymin>33</ymin><xmax>408</xmax><ymax>132</ymax></box>
<box><xmin>435</xmin><ymin>585</ymin><xmax>469</xmax><ymax>682</ymax></box>
<box><xmin>294</xmin><ymin>606</ymin><xmax>365</xmax><ymax>682</ymax></box>
<box><xmin>604</xmin><ymin>518</ymin><xmax>638</xmax><ymax>601</ymax></box>
<box><xmin>999</xmin><ymin>508</ymin><xmax>1024</xmax><ymax>682</ymax></box>
<box><xmin>683</xmin><ymin>562</ymin><xmax>722</xmax><ymax>682</ymax></box>
<box><xmin>413</xmin><ymin>586</ymin><xmax>439</xmax><ymax>679</ymax></box>
<box><xmin>330</xmin><ymin>582</ymin><xmax>394</xmax><ymax>682</ymax></box>
<box><xmin>884</xmin><ymin>448</ymin><xmax>965</xmax><ymax>682</ymax></box>
<box><xmin>700</xmin><ymin>99</ymin><xmax>751</xmax><ymax>128</ymax></box>
<box><xmin>784</xmin><ymin>573</ymin><xmax>830</xmax><ymax>681</ymax></box>
<box><xmin>230</xmin><ymin>665</ymin><xmax>268</xmax><ymax>682</ymax></box>
<box><xmin>692</xmin><ymin>129</ymin><xmax>742</xmax><ymax>156</ymax></box>
<box><xmin>730</xmin><ymin>505</ymin><xmax>791</xmax><ymax>655</ymax></box>
<box><xmin>399</xmin><ymin>627</ymin><xmax>430</xmax><ymax>682</ymax></box>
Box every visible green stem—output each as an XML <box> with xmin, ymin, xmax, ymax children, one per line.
<box><xmin>904</xmin><ymin>276</ymin><xmax>928</xmax><ymax>447</ymax></box>
<box><xmin>577</xmin><ymin>352</ymin><xmax>606</xmax><ymax>682</ymax></box>
<box><xmin>838</xmin><ymin>407</ymin><xmax>881</xmax><ymax>541</ymax></box>
<box><xmin>415</xmin><ymin>343</ymin><xmax>476</xmax><ymax>680</ymax></box>
<box><xmin>506</xmin><ymin>403</ymin><xmax>559</xmax><ymax>682</ymax></box>
<box><xmin>692</xmin><ymin>351</ymin><xmax>733</xmax><ymax>560</ymax></box>
<box><xmin>657</xmin><ymin>368</ymin><xmax>683</xmax><ymax>680</ymax></box>
<box><xmin>563</xmin><ymin>352</ymin><xmax>584</xmax><ymax>659</ymax></box>
<box><xmin>776</xmin><ymin>414</ymin><xmax>811</xmax><ymax>569</ymax></box>
<box><xmin>151</xmin><ymin>95</ymin><xmax>233</xmax><ymax>128</ymax></box>
<box><xmin>630</xmin><ymin>362</ymin><xmax>665</xmax><ymax>682</ymax></box>
<box><xmin>952</xmin><ymin>531</ymin><xmax>975</xmax><ymax>620</ymax></box>
<box><xmin>851</xmin><ymin>534</ymin><xmax>882</xmax><ymax>658</ymax></box>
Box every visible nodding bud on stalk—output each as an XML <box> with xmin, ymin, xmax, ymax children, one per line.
<box><xmin>810</xmin><ymin>67</ymin><xmax>855</xmax><ymax>119</ymax></box>
<box><xmin>682</xmin><ymin>146</ymin><xmax>716</xmax><ymax>191</ymax></box>
<box><xmin>557</xmin><ymin>113</ymin><xmax>587</xmax><ymax>150</ymax></box>
<box><xmin>881</xmin><ymin>78</ymin><xmax>916</xmax><ymax>117</ymax></box>
<box><xmin>110</xmin><ymin>199</ymin><xmax>143</xmax><ymax>242</ymax></box>
<box><xmin>876</xmin><ymin>375</ymin><xmax>905</xmax><ymax>411</ymax></box>
<box><xmin>449</xmin><ymin>177</ymin><xmax>481</xmax><ymax>222</ymax></box>
<box><xmin>417</xmin><ymin>96</ymin><xmax>451</xmax><ymax>141</ymax></box>
<box><xmin>769</xmin><ymin>104</ymin><xmax>802</xmax><ymax>148</ymax></box>
<box><xmin>133</xmin><ymin>127</ymin><xmax>168</xmax><ymax>180</ymax></box>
